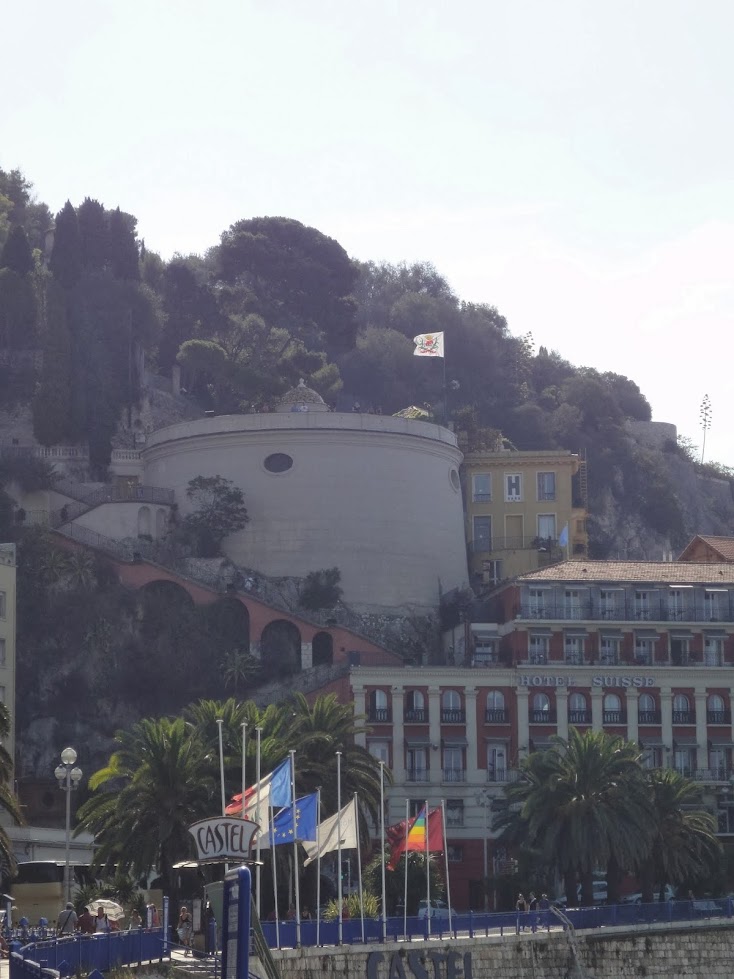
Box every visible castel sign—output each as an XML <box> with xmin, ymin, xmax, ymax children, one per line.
<box><xmin>367</xmin><ymin>949</ymin><xmax>473</xmax><ymax>979</ymax></box>
<box><xmin>188</xmin><ymin>817</ymin><xmax>259</xmax><ymax>864</ymax></box>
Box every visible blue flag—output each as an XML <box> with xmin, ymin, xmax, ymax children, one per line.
<box><xmin>559</xmin><ymin>523</ymin><xmax>569</xmax><ymax>548</ymax></box>
<box><xmin>269</xmin><ymin>793</ymin><xmax>319</xmax><ymax>845</ymax></box>
<box><xmin>270</xmin><ymin>758</ymin><xmax>293</xmax><ymax>809</ymax></box>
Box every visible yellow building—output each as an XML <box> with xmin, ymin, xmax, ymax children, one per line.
<box><xmin>462</xmin><ymin>449</ymin><xmax>588</xmax><ymax>585</ymax></box>
<box><xmin>0</xmin><ymin>543</ymin><xmax>15</xmax><ymax>772</ymax></box>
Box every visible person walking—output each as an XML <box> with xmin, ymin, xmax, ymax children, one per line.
<box><xmin>56</xmin><ymin>903</ymin><xmax>77</xmax><ymax>937</ymax></box>
<box><xmin>538</xmin><ymin>893</ymin><xmax>551</xmax><ymax>932</ymax></box>
<box><xmin>94</xmin><ymin>908</ymin><xmax>110</xmax><ymax>933</ymax></box>
<box><xmin>528</xmin><ymin>892</ymin><xmax>538</xmax><ymax>933</ymax></box>
<box><xmin>515</xmin><ymin>893</ymin><xmax>527</xmax><ymax>934</ymax></box>
<box><xmin>177</xmin><ymin>906</ymin><xmax>193</xmax><ymax>955</ymax></box>
<box><xmin>77</xmin><ymin>907</ymin><xmax>95</xmax><ymax>934</ymax></box>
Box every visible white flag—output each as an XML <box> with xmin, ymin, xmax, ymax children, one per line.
<box><xmin>302</xmin><ymin>797</ymin><xmax>359</xmax><ymax>866</ymax></box>
<box><xmin>413</xmin><ymin>332</ymin><xmax>444</xmax><ymax>358</ymax></box>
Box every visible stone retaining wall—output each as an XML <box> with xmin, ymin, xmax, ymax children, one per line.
<box><xmin>258</xmin><ymin>919</ymin><xmax>734</xmax><ymax>979</ymax></box>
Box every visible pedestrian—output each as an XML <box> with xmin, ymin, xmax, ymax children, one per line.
<box><xmin>77</xmin><ymin>907</ymin><xmax>95</xmax><ymax>934</ymax></box>
<box><xmin>127</xmin><ymin>909</ymin><xmax>142</xmax><ymax>930</ymax></box>
<box><xmin>286</xmin><ymin>904</ymin><xmax>296</xmax><ymax>921</ymax></box>
<box><xmin>538</xmin><ymin>893</ymin><xmax>550</xmax><ymax>932</ymax></box>
<box><xmin>56</xmin><ymin>903</ymin><xmax>77</xmax><ymax>937</ymax></box>
<box><xmin>528</xmin><ymin>892</ymin><xmax>538</xmax><ymax>933</ymax></box>
<box><xmin>94</xmin><ymin>908</ymin><xmax>110</xmax><ymax>933</ymax></box>
<box><xmin>515</xmin><ymin>893</ymin><xmax>527</xmax><ymax>934</ymax></box>
<box><xmin>177</xmin><ymin>906</ymin><xmax>193</xmax><ymax>955</ymax></box>
<box><xmin>301</xmin><ymin>906</ymin><xmax>311</xmax><ymax>920</ymax></box>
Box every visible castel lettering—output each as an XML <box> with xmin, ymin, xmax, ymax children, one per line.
<box><xmin>366</xmin><ymin>950</ymin><xmax>472</xmax><ymax>979</ymax></box>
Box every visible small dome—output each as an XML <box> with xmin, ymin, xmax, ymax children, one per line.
<box><xmin>275</xmin><ymin>379</ymin><xmax>329</xmax><ymax>413</ymax></box>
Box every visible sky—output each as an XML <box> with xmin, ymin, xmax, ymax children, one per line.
<box><xmin>3</xmin><ymin>0</ymin><xmax>734</xmax><ymax>463</ymax></box>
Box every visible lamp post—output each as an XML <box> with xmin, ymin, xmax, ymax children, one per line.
<box><xmin>54</xmin><ymin>747</ymin><xmax>82</xmax><ymax>906</ymax></box>
<box><xmin>474</xmin><ymin>788</ymin><xmax>491</xmax><ymax>911</ymax></box>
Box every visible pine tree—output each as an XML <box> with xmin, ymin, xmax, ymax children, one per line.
<box><xmin>32</xmin><ymin>279</ymin><xmax>73</xmax><ymax>443</ymax></box>
<box><xmin>107</xmin><ymin>207</ymin><xmax>140</xmax><ymax>281</ymax></box>
<box><xmin>0</xmin><ymin>225</ymin><xmax>34</xmax><ymax>276</ymax></box>
<box><xmin>49</xmin><ymin>201</ymin><xmax>82</xmax><ymax>289</ymax></box>
<box><xmin>77</xmin><ymin>198</ymin><xmax>108</xmax><ymax>272</ymax></box>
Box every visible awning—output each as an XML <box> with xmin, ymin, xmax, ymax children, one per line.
<box><xmin>599</xmin><ymin>629</ymin><xmax>623</xmax><ymax>637</ymax></box>
<box><xmin>704</xmin><ymin>629</ymin><xmax>727</xmax><ymax>637</ymax></box>
<box><xmin>529</xmin><ymin>628</ymin><xmax>553</xmax><ymax>636</ymax></box>
<box><xmin>564</xmin><ymin>628</ymin><xmax>588</xmax><ymax>637</ymax></box>
<box><xmin>708</xmin><ymin>737</ymin><xmax>734</xmax><ymax>748</ymax></box>
<box><xmin>705</xmin><ymin>588</ymin><xmax>729</xmax><ymax>593</ymax></box>
<box><xmin>530</xmin><ymin>739</ymin><xmax>554</xmax><ymax>751</ymax></box>
<box><xmin>405</xmin><ymin>735</ymin><xmax>431</xmax><ymax>747</ymax></box>
<box><xmin>673</xmin><ymin>736</ymin><xmax>698</xmax><ymax>747</ymax></box>
<box><xmin>484</xmin><ymin>736</ymin><xmax>511</xmax><ymax>744</ymax></box>
<box><xmin>634</xmin><ymin>629</ymin><xmax>660</xmax><ymax>639</ymax></box>
<box><xmin>639</xmin><ymin>737</ymin><xmax>664</xmax><ymax>747</ymax></box>
<box><xmin>442</xmin><ymin>737</ymin><xmax>468</xmax><ymax>748</ymax></box>
<box><xmin>670</xmin><ymin>629</ymin><xmax>693</xmax><ymax>637</ymax></box>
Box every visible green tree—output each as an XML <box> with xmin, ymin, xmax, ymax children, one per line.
<box><xmin>0</xmin><ymin>702</ymin><xmax>24</xmax><ymax>875</ymax></box>
<box><xmin>75</xmin><ymin>717</ymin><xmax>215</xmax><ymax>902</ymax></box>
<box><xmin>298</xmin><ymin>568</ymin><xmax>343</xmax><ymax>610</ymax></box>
<box><xmin>503</xmin><ymin>730</ymin><xmax>653</xmax><ymax>906</ymax></box>
<box><xmin>49</xmin><ymin>201</ymin><xmax>82</xmax><ymax>289</ymax></box>
<box><xmin>178</xmin><ymin>475</ymin><xmax>249</xmax><ymax>557</ymax></box>
<box><xmin>638</xmin><ymin>769</ymin><xmax>721</xmax><ymax>902</ymax></box>
<box><xmin>32</xmin><ymin>278</ymin><xmax>74</xmax><ymax>443</ymax></box>
<box><xmin>1</xmin><ymin>225</ymin><xmax>34</xmax><ymax>276</ymax></box>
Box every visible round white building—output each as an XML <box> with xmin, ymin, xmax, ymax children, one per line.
<box><xmin>141</xmin><ymin>383</ymin><xmax>469</xmax><ymax>611</ymax></box>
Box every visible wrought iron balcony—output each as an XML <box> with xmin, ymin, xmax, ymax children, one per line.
<box><xmin>515</xmin><ymin>600</ymin><xmax>734</xmax><ymax>624</ymax></box>
<box><xmin>694</xmin><ymin>768</ymin><xmax>731</xmax><ymax>783</ymax></box>
<box><xmin>368</xmin><ymin>708</ymin><xmax>391</xmax><ymax>723</ymax></box>
<box><xmin>404</xmin><ymin>709</ymin><xmax>427</xmax><ymax>723</ymax></box>
<box><xmin>529</xmin><ymin>710</ymin><xmax>557</xmax><ymax>723</ymax></box>
<box><xmin>442</xmin><ymin>768</ymin><xmax>466</xmax><ymax>782</ymax></box>
<box><xmin>638</xmin><ymin>710</ymin><xmax>662</xmax><ymax>724</ymax></box>
<box><xmin>568</xmin><ymin>709</ymin><xmax>591</xmax><ymax>724</ymax></box>
<box><xmin>441</xmin><ymin>709</ymin><xmax>466</xmax><ymax>723</ymax></box>
<box><xmin>406</xmin><ymin>769</ymin><xmax>430</xmax><ymax>783</ymax></box>
<box><xmin>484</xmin><ymin>708</ymin><xmax>508</xmax><ymax>723</ymax></box>
<box><xmin>472</xmin><ymin>536</ymin><xmax>561</xmax><ymax>554</ymax></box>
<box><xmin>672</xmin><ymin>710</ymin><xmax>695</xmax><ymax>724</ymax></box>
<box><xmin>603</xmin><ymin>710</ymin><xmax>627</xmax><ymax>724</ymax></box>
<box><xmin>707</xmin><ymin>709</ymin><xmax>731</xmax><ymax>724</ymax></box>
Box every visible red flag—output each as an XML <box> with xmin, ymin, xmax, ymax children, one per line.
<box><xmin>387</xmin><ymin>807</ymin><xmax>444</xmax><ymax>871</ymax></box>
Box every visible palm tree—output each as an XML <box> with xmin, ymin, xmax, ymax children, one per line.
<box><xmin>0</xmin><ymin>703</ymin><xmax>24</xmax><ymax>875</ymax></box>
<box><xmin>638</xmin><ymin>769</ymin><xmax>721</xmax><ymax>902</ymax></box>
<box><xmin>503</xmin><ymin>729</ymin><xmax>653</xmax><ymax>905</ymax></box>
<box><xmin>221</xmin><ymin>650</ymin><xmax>262</xmax><ymax>698</ymax></box>
<box><xmin>75</xmin><ymin>717</ymin><xmax>216</xmax><ymax>904</ymax></box>
<box><xmin>284</xmin><ymin>692</ymin><xmax>387</xmax><ymax>827</ymax></box>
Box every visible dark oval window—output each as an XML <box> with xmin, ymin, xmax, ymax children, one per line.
<box><xmin>449</xmin><ymin>468</ymin><xmax>460</xmax><ymax>491</ymax></box>
<box><xmin>264</xmin><ymin>453</ymin><xmax>293</xmax><ymax>473</ymax></box>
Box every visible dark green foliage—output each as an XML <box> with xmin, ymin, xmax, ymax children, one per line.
<box><xmin>77</xmin><ymin>198</ymin><xmax>109</xmax><ymax>271</ymax></box>
<box><xmin>299</xmin><ymin>568</ymin><xmax>343</xmax><ymax>610</ymax></box>
<box><xmin>107</xmin><ymin>207</ymin><xmax>140</xmax><ymax>280</ymax></box>
<box><xmin>32</xmin><ymin>278</ymin><xmax>73</xmax><ymax>443</ymax></box>
<box><xmin>49</xmin><ymin>201</ymin><xmax>82</xmax><ymax>288</ymax></box>
<box><xmin>0</xmin><ymin>456</ymin><xmax>56</xmax><ymax>492</ymax></box>
<box><xmin>0</xmin><ymin>268</ymin><xmax>36</xmax><ymax>348</ymax></box>
<box><xmin>0</xmin><ymin>167</ymin><xmax>52</xmax><ymax>252</ymax></box>
<box><xmin>177</xmin><ymin>475</ymin><xmax>249</xmax><ymax>557</ymax></box>
<box><xmin>157</xmin><ymin>257</ymin><xmax>220</xmax><ymax>372</ymax></box>
<box><xmin>1</xmin><ymin>225</ymin><xmax>34</xmax><ymax>276</ymax></box>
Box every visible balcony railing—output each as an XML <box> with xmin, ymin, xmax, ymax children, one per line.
<box><xmin>484</xmin><ymin>708</ymin><xmax>508</xmax><ymax>723</ymax></box>
<box><xmin>486</xmin><ymin>768</ymin><xmax>522</xmax><ymax>783</ymax></box>
<box><xmin>638</xmin><ymin>710</ymin><xmax>662</xmax><ymax>724</ymax></box>
<box><xmin>707</xmin><ymin>710</ymin><xmax>731</xmax><ymax>725</ymax></box>
<box><xmin>442</xmin><ymin>768</ymin><xmax>466</xmax><ymax>782</ymax></box>
<box><xmin>672</xmin><ymin>710</ymin><xmax>695</xmax><ymax>724</ymax></box>
<box><xmin>472</xmin><ymin>536</ymin><xmax>561</xmax><ymax>554</ymax></box>
<box><xmin>529</xmin><ymin>710</ymin><xmax>557</xmax><ymax>723</ymax></box>
<box><xmin>368</xmin><ymin>708</ymin><xmax>391</xmax><ymax>723</ymax></box>
<box><xmin>603</xmin><ymin>710</ymin><xmax>627</xmax><ymax>724</ymax></box>
<box><xmin>694</xmin><ymin>768</ymin><xmax>731</xmax><ymax>782</ymax></box>
<box><xmin>406</xmin><ymin>769</ymin><xmax>430</xmax><ymax>783</ymax></box>
<box><xmin>441</xmin><ymin>709</ymin><xmax>466</xmax><ymax>723</ymax></box>
<box><xmin>404</xmin><ymin>709</ymin><xmax>427</xmax><ymax>723</ymax></box>
<box><xmin>515</xmin><ymin>600</ymin><xmax>734</xmax><ymax>624</ymax></box>
<box><xmin>568</xmin><ymin>709</ymin><xmax>591</xmax><ymax>724</ymax></box>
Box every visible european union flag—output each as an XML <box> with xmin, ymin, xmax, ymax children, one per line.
<box><xmin>269</xmin><ymin>793</ymin><xmax>318</xmax><ymax>845</ymax></box>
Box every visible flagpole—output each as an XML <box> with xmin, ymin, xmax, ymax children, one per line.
<box><xmin>271</xmin><ymin>802</ymin><xmax>280</xmax><ymax>949</ymax></box>
<box><xmin>289</xmin><ymin>749</ymin><xmax>302</xmax><ymax>948</ymax></box>
<box><xmin>216</xmin><ymin>718</ymin><xmax>226</xmax><ymax>816</ymax></box>
<box><xmin>379</xmin><ymin>761</ymin><xmax>387</xmax><ymax>942</ymax></box>
<box><xmin>316</xmin><ymin>787</ymin><xmax>322</xmax><ymax>948</ymax></box>
<box><xmin>442</xmin><ymin>351</ymin><xmax>448</xmax><ymax>426</ymax></box>
<box><xmin>403</xmin><ymin>799</ymin><xmax>409</xmax><ymax>940</ymax></box>
<box><xmin>256</xmin><ymin>726</ymin><xmax>262</xmax><ymax>919</ymax></box>
<box><xmin>425</xmin><ymin>800</ymin><xmax>431</xmax><ymax>939</ymax></box>
<box><xmin>336</xmin><ymin>750</ymin><xmax>343</xmax><ymax>946</ymax></box>
<box><xmin>354</xmin><ymin>792</ymin><xmax>364</xmax><ymax>944</ymax></box>
<box><xmin>441</xmin><ymin>799</ymin><xmax>453</xmax><ymax>933</ymax></box>
<box><xmin>241</xmin><ymin>722</ymin><xmax>247</xmax><ymax>819</ymax></box>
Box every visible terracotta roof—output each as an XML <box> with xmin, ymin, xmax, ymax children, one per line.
<box><xmin>679</xmin><ymin>536</ymin><xmax>734</xmax><ymax>562</ymax></box>
<box><xmin>517</xmin><ymin>560</ymin><xmax>734</xmax><ymax>584</ymax></box>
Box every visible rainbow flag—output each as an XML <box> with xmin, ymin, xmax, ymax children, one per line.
<box><xmin>387</xmin><ymin>805</ymin><xmax>444</xmax><ymax>870</ymax></box>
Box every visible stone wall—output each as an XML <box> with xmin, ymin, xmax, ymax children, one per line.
<box><xmin>255</xmin><ymin>919</ymin><xmax>734</xmax><ymax>979</ymax></box>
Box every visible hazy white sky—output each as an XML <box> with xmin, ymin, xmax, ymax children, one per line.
<box><xmin>4</xmin><ymin>0</ymin><xmax>733</xmax><ymax>463</ymax></box>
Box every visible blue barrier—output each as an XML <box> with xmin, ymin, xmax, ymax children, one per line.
<box><xmin>260</xmin><ymin>897</ymin><xmax>734</xmax><ymax>949</ymax></box>
<box><xmin>10</xmin><ymin>928</ymin><xmax>168</xmax><ymax>979</ymax></box>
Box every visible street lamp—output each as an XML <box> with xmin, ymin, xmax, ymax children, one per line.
<box><xmin>54</xmin><ymin>747</ymin><xmax>83</xmax><ymax>906</ymax></box>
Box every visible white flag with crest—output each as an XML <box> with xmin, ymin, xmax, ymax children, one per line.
<box><xmin>302</xmin><ymin>797</ymin><xmax>359</xmax><ymax>866</ymax></box>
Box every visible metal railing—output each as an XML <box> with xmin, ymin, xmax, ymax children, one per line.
<box><xmin>638</xmin><ymin>710</ymin><xmax>662</xmax><ymax>724</ymax></box>
<box><xmin>529</xmin><ymin>710</ymin><xmax>557</xmax><ymax>723</ymax></box>
<box><xmin>672</xmin><ymin>710</ymin><xmax>695</xmax><ymax>724</ymax></box>
<box><xmin>693</xmin><ymin>768</ymin><xmax>732</xmax><ymax>782</ymax></box>
<box><xmin>406</xmin><ymin>769</ymin><xmax>430</xmax><ymax>783</ymax></box>
<box><xmin>603</xmin><ymin>710</ymin><xmax>626</xmax><ymax>724</ymax></box>
<box><xmin>10</xmin><ymin>927</ymin><xmax>168</xmax><ymax>979</ymax></box>
<box><xmin>404</xmin><ymin>709</ymin><xmax>427</xmax><ymax>723</ymax></box>
<box><xmin>472</xmin><ymin>536</ymin><xmax>561</xmax><ymax>554</ymax></box>
<box><xmin>54</xmin><ymin>478</ymin><xmax>174</xmax><ymax>506</ymax></box>
<box><xmin>367</xmin><ymin>708</ymin><xmax>391</xmax><ymax>723</ymax></box>
<box><xmin>441</xmin><ymin>709</ymin><xmax>466</xmax><ymax>723</ymax></box>
<box><xmin>442</xmin><ymin>768</ymin><xmax>466</xmax><ymax>782</ymax></box>
<box><xmin>707</xmin><ymin>710</ymin><xmax>731</xmax><ymax>724</ymax></box>
<box><xmin>484</xmin><ymin>709</ymin><xmax>508</xmax><ymax>723</ymax></box>
<box><xmin>516</xmin><ymin>600</ymin><xmax>734</xmax><ymax>624</ymax></box>
<box><xmin>568</xmin><ymin>709</ymin><xmax>591</xmax><ymax>724</ymax></box>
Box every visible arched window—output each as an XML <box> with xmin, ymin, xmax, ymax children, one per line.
<box><xmin>569</xmin><ymin>692</ymin><xmax>586</xmax><ymax>711</ymax></box>
<box><xmin>708</xmin><ymin>694</ymin><xmax>725</xmax><ymax>712</ymax></box>
<box><xmin>707</xmin><ymin>693</ymin><xmax>726</xmax><ymax>723</ymax></box>
<box><xmin>568</xmin><ymin>692</ymin><xmax>588</xmax><ymax>724</ymax></box>
<box><xmin>638</xmin><ymin>692</ymin><xmax>657</xmax><ymax>724</ymax></box>
<box><xmin>405</xmin><ymin>690</ymin><xmax>425</xmax><ymax>721</ymax></box>
<box><xmin>369</xmin><ymin>689</ymin><xmax>389</xmax><ymax>721</ymax></box>
<box><xmin>442</xmin><ymin>690</ymin><xmax>461</xmax><ymax>711</ymax></box>
<box><xmin>486</xmin><ymin>690</ymin><xmax>506</xmax><ymax>722</ymax></box>
<box><xmin>673</xmin><ymin>694</ymin><xmax>689</xmax><ymax>711</ymax></box>
<box><xmin>603</xmin><ymin>693</ymin><xmax>623</xmax><ymax>723</ymax></box>
<box><xmin>532</xmin><ymin>693</ymin><xmax>550</xmax><ymax>712</ymax></box>
<box><xmin>639</xmin><ymin>693</ymin><xmax>655</xmax><ymax>712</ymax></box>
<box><xmin>604</xmin><ymin>693</ymin><xmax>621</xmax><ymax>711</ymax></box>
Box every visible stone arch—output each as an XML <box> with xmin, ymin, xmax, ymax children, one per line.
<box><xmin>206</xmin><ymin>598</ymin><xmax>250</xmax><ymax>653</ymax></box>
<box><xmin>137</xmin><ymin>506</ymin><xmax>151</xmax><ymax>537</ymax></box>
<box><xmin>155</xmin><ymin>508</ymin><xmax>168</xmax><ymax>539</ymax></box>
<box><xmin>311</xmin><ymin>631</ymin><xmax>333</xmax><ymax>667</ymax></box>
<box><xmin>260</xmin><ymin>619</ymin><xmax>302</xmax><ymax>675</ymax></box>
<box><xmin>139</xmin><ymin>578</ymin><xmax>194</xmax><ymax>611</ymax></box>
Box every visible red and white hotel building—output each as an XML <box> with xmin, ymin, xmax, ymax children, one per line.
<box><xmin>341</xmin><ymin>561</ymin><xmax>734</xmax><ymax>910</ymax></box>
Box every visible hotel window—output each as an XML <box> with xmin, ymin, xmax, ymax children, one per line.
<box><xmin>405</xmin><ymin>690</ymin><xmax>426</xmax><ymax>721</ymax></box>
<box><xmin>641</xmin><ymin>746</ymin><xmax>662</xmax><ymax>770</ymax></box>
<box><xmin>705</xmin><ymin>590</ymin><xmax>727</xmax><ymax>622</ymax></box>
<box><xmin>442</xmin><ymin>747</ymin><xmax>464</xmax><ymax>781</ymax></box>
<box><xmin>639</xmin><ymin>693</ymin><xmax>658</xmax><ymax>724</ymax></box>
<box><xmin>709</xmin><ymin>746</ymin><xmax>728</xmax><ymax>778</ymax></box>
<box><xmin>409</xmin><ymin>799</ymin><xmax>424</xmax><ymax>818</ymax></box>
<box><xmin>446</xmin><ymin>799</ymin><xmax>464</xmax><ymax>828</ymax></box>
<box><xmin>473</xmin><ymin>516</ymin><xmax>492</xmax><ymax>552</ymax></box>
<box><xmin>707</xmin><ymin>694</ymin><xmax>727</xmax><ymax>724</ymax></box>
<box><xmin>670</xmin><ymin>637</ymin><xmax>690</xmax><ymax>666</ymax></box>
<box><xmin>568</xmin><ymin>692</ymin><xmax>588</xmax><ymax>724</ymax></box>
<box><xmin>482</xmin><ymin>561</ymin><xmax>502</xmax><ymax>586</ymax></box>
<box><xmin>472</xmin><ymin>474</ymin><xmax>491</xmax><ymax>503</ymax></box>
<box><xmin>672</xmin><ymin>694</ymin><xmax>693</xmax><ymax>724</ymax></box>
<box><xmin>529</xmin><ymin>635</ymin><xmax>549</xmax><ymax>665</ymax></box>
<box><xmin>485</xmin><ymin>690</ymin><xmax>506</xmax><ymax>722</ymax></box>
<box><xmin>487</xmin><ymin>744</ymin><xmax>507</xmax><ymax>782</ymax></box>
<box><xmin>599</xmin><ymin>590</ymin><xmax>621</xmax><ymax>620</ymax></box>
<box><xmin>634</xmin><ymin>591</ymin><xmax>652</xmax><ymax>620</ymax></box>
<box><xmin>406</xmin><ymin>748</ymin><xmax>428</xmax><ymax>781</ymax></box>
<box><xmin>0</xmin><ymin>592</ymin><xmax>5</xmax><ymax>618</ymax></box>
<box><xmin>603</xmin><ymin>693</ymin><xmax>624</xmax><ymax>724</ymax></box>
<box><xmin>537</xmin><ymin>472</ymin><xmax>556</xmax><ymax>501</ymax></box>
<box><xmin>527</xmin><ymin>589</ymin><xmax>547</xmax><ymax>617</ymax></box>
<box><xmin>564</xmin><ymin>590</ymin><xmax>583</xmax><ymax>620</ymax></box>
<box><xmin>600</xmin><ymin>636</ymin><xmax>620</xmax><ymax>665</ymax></box>
<box><xmin>673</xmin><ymin>747</ymin><xmax>695</xmax><ymax>777</ymax></box>
<box><xmin>0</xmin><ymin>638</ymin><xmax>5</xmax><ymax>668</ymax></box>
<box><xmin>368</xmin><ymin>689</ymin><xmax>390</xmax><ymax>722</ymax></box>
<box><xmin>705</xmin><ymin>637</ymin><xmax>724</xmax><ymax>667</ymax></box>
<box><xmin>369</xmin><ymin>741</ymin><xmax>390</xmax><ymax>765</ymax></box>
<box><xmin>537</xmin><ymin>514</ymin><xmax>557</xmax><ymax>542</ymax></box>
<box><xmin>635</xmin><ymin>637</ymin><xmax>654</xmax><ymax>665</ymax></box>
<box><xmin>668</xmin><ymin>589</ymin><xmax>689</xmax><ymax>621</ymax></box>
<box><xmin>530</xmin><ymin>693</ymin><xmax>552</xmax><ymax>722</ymax></box>
<box><xmin>564</xmin><ymin>635</ymin><xmax>584</xmax><ymax>664</ymax></box>
<box><xmin>447</xmin><ymin>845</ymin><xmax>464</xmax><ymax>863</ymax></box>
<box><xmin>504</xmin><ymin>474</ymin><xmax>523</xmax><ymax>502</ymax></box>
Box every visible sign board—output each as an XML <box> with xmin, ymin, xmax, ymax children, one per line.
<box><xmin>188</xmin><ymin>817</ymin><xmax>259</xmax><ymax>864</ymax></box>
<box><xmin>222</xmin><ymin>866</ymin><xmax>251</xmax><ymax>979</ymax></box>
<box><xmin>517</xmin><ymin>675</ymin><xmax>655</xmax><ymax>688</ymax></box>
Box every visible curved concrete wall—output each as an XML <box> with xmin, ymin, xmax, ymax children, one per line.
<box><xmin>142</xmin><ymin>414</ymin><xmax>469</xmax><ymax>611</ymax></box>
